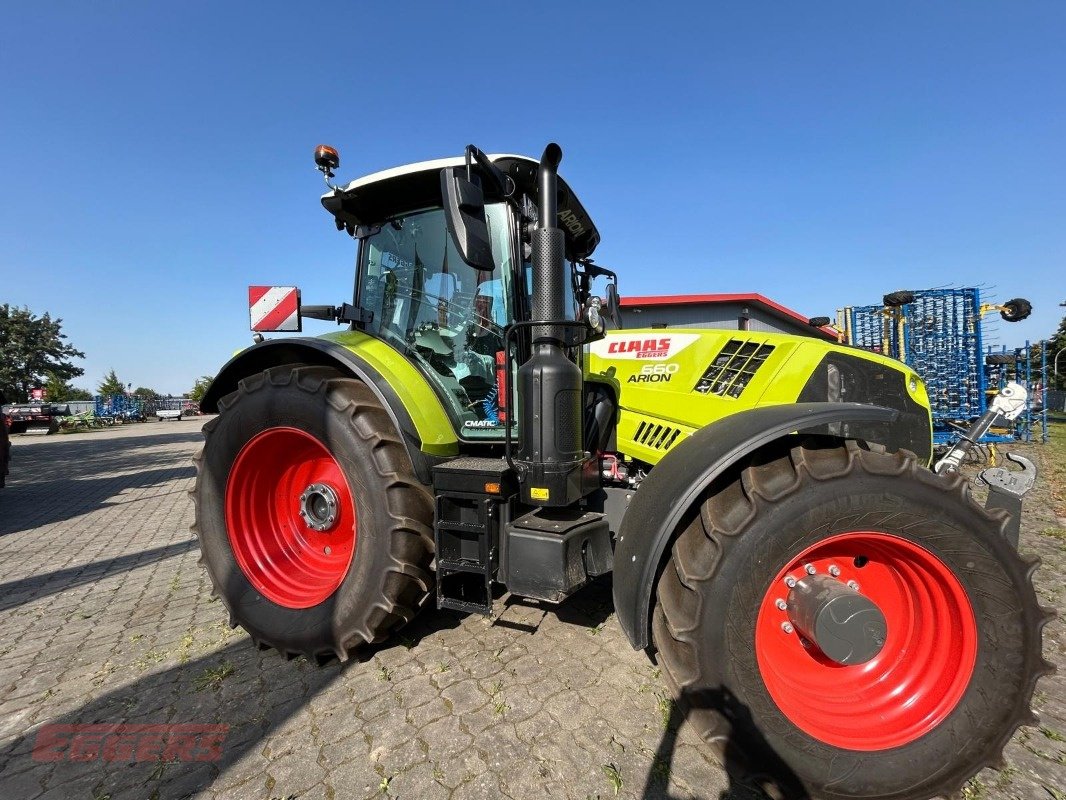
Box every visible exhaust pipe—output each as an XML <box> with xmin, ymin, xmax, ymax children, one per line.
<box><xmin>514</xmin><ymin>144</ymin><xmax>589</xmax><ymax>507</ymax></box>
<box><xmin>531</xmin><ymin>143</ymin><xmax>564</xmax><ymax>345</ymax></box>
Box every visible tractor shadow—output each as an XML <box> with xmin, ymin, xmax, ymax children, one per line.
<box><xmin>640</xmin><ymin>686</ymin><xmax>806</xmax><ymax>800</ymax></box>
<box><xmin>0</xmin><ymin>465</ymin><xmax>196</xmax><ymax>536</ymax></box>
<box><xmin>5</xmin><ymin>429</ymin><xmax>204</xmax><ymax>480</ymax></box>
<box><xmin>0</xmin><ymin>539</ymin><xmax>199</xmax><ymax>613</ymax></box>
<box><xmin>494</xmin><ymin>575</ymin><xmax>615</xmax><ymax>634</ymax></box>
<box><xmin>0</xmin><ymin>427</ymin><xmax>203</xmax><ymax>537</ymax></box>
<box><xmin>0</xmin><ymin>605</ymin><xmax>464</xmax><ymax>798</ymax></box>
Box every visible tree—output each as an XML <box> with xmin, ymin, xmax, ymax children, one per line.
<box><xmin>98</xmin><ymin>369</ymin><xmax>126</xmax><ymax>397</ymax></box>
<box><xmin>188</xmin><ymin>375</ymin><xmax>214</xmax><ymax>404</ymax></box>
<box><xmin>132</xmin><ymin>386</ymin><xmax>159</xmax><ymax>401</ymax></box>
<box><xmin>0</xmin><ymin>304</ymin><xmax>85</xmax><ymax>403</ymax></box>
<box><xmin>44</xmin><ymin>372</ymin><xmax>93</xmax><ymax>402</ymax></box>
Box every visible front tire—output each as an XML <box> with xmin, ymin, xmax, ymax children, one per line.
<box><xmin>192</xmin><ymin>365</ymin><xmax>435</xmax><ymax>661</ymax></box>
<box><xmin>652</xmin><ymin>440</ymin><xmax>1051</xmax><ymax>800</ymax></box>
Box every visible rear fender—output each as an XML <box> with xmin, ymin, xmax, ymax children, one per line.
<box><xmin>613</xmin><ymin>402</ymin><xmax>900</xmax><ymax>650</ymax></box>
<box><xmin>201</xmin><ymin>337</ymin><xmax>458</xmax><ymax>483</ymax></box>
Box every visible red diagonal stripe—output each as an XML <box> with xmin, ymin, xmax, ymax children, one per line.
<box><xmin>254</xmin><ymin>290</ymin><xmax>298</xmax><ymax>331</ymax></box>
<box><xmin>248</xmin><ymin>286</ymin><xmax>271</xmax><ymax>306</ymax></box>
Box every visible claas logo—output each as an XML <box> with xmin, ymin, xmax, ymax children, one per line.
<box><xmin>606</xmin><ymin>338</ymin><xmax>672</xmax><ymax>359</ymax></box>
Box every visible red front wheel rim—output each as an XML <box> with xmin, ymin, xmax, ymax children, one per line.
<box><xmin>224</xmin><ymin>427</ymin><xmax>357</xmax><ymax>609</ymax></box>
<box><xmin>755</xmin><ymin>531</ymin><xmax>977</xmax><ymax>750</ymax></box>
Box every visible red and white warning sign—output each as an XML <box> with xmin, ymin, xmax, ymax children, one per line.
<box><xmin>248</xmin><ymin>286</ymin><xmax>301</xmax><ymax>332</ymax></box>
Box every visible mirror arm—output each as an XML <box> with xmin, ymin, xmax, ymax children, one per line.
<box><xmin>301</xmin><ymin>303</ymin><xmax>373</xmax><ymax>326</ymax></box>
<box><xmin>465</xmin><ymin>145</ymin><xmax>513</xmax><ymax>199</ymax></box>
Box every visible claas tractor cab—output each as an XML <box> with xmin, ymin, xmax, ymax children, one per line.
<box><xmin>194</xmin><ymin>143</ymin><xmax>1050</xmax><ymax>800</ymax></box>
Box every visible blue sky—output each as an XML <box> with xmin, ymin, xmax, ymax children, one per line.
<box><xmin>2</xmin><ymin>2</ymin><xmax>1063</xmax><ymax>394</ymax></box>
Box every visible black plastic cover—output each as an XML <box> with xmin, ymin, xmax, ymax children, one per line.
<box><xmin>797</xmin><ymin>352</ymin><xmax>932</xmax><ymax>464</ymax></box>
<box><xmin>505</xmin><ymin>509</ymin><xmax>612</xmax><ymax>602</ymax></box>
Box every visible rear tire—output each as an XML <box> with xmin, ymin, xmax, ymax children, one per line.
<box><xmin>652</xmin><ymin>440</ymin><xmax>1051</xmax><ymax>800</ymax></box>
<box><xmin>192</xmin><ymin>365</ymin><xmax>435</xmax><ymax>661</ymax></box>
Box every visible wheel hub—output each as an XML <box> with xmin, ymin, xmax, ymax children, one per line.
<box><xmin>300</xmin><ymin>483</ymin><xmax>339</xmax><ymax>532</ymax></box>
<box><xmin>756</xmin><ymin>531</ymin><xmax>977</xmax><ymax>750</ymax></box>
<box><xmin>785</xmin><ymin>575</ymin><xmax>887</xmax><ymax>665</ymax></box>
<box><xmin>224</xmin><ymin>427</ymin><xmax>357</xmax><ymax>609</ymax></box>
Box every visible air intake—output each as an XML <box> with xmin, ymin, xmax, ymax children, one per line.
<box><xmin>634</xmin><ymin>420</ymin><xmax>682</xmax><ymax>450</ymax></box>
<box><xmin>696</xmin><ymin>339</ymin><xmax>775</xmax><ymax>398</ymax></box>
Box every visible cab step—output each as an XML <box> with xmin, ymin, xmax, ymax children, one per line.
<box><xmin>432</xmin><ymin>457</ymin><xmax>516</xmax><ymax>616</ymax></box>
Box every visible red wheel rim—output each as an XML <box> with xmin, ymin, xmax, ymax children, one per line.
<box><xmin>755</xmin><ymin>532</ymin><xmax>977</xmax><ymax>750</ymax></box>
<box><xmin>224</xmin><ymin>427</ymin><xmax>356</xmax><ymax>609</ymax></box>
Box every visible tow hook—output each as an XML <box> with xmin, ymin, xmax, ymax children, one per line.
<box><xmin>979</xmin><ymin>453</ymin><xmax>1037</xmax><ymax>548</ymax></box>
<box><xmin>934</xmin><ymin>382</ymin><xmax>1037</xmax><ymax>548</ymax></box>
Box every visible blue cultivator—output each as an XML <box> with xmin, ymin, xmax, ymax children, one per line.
<box><xmin>844</xmin><ymin>288</ymin><xmax>1032</xmax><ymax>445</ymax></box>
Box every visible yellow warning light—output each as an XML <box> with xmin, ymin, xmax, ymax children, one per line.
<box><xmin>484</xmin><ymin>482</ymin><xmax>501</xmax><ymax>494</ymax></box>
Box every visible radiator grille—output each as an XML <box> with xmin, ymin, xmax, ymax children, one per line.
<box><xmin>634</xmin><ymin>420</ymin><xmax>682</xmax><ymax>450</ymax></box>
<box><xmin>696</xmin><ymin>339</ymin><xmax>775</xmax><ymax>398</ymax></box>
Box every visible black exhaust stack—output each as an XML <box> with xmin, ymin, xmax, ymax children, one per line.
<box><xmin>514</xmin><ymin>144</ymin><xmax>590</xmax><ymax>507</ymax></box>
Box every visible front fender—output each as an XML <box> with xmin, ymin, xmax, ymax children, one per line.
<box><xmin>613</xmin><ymin>402</ymin><xmax>901</xmax><ymax>650</ymax></box>
<box><xmin>201</xmin><ymin>336</ymin><xmax>458</xmax><ymax>483</ymax></box>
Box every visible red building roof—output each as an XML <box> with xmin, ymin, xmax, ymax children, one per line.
<box><xmin>620</xmin><ymin>293</ymin><xmax>837</xmax><ymax>340</ymax></box>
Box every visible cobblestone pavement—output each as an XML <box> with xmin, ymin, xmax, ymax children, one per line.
<box><xmin>0</xmin><ymin>421</ymin><xmax>1062</xmax><ymax>800</ymax></box>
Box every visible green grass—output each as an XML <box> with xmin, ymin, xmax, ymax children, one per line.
<box><xmin>193</xmin><ymin>661</ymin><xmax>234</xmax><ymax>691</ymax></box>
<box><xmin>602</xmin><ymin>763</ymin><xmax>623</xmax><ymax>795</ymax></box>
<box><xmin>1042</xmin><ymin>422</ymin><xmax>1066</xmax><ymax>521</ymax></box>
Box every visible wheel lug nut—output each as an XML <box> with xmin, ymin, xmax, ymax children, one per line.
<box><xmin>781</xmin><ymin>622</ymin><xmax>794</xmax><ymax>634</ymax></box>
<box><xmin>828</xmin><ymin>565</ymin><xmax>840</xmax><ymax>577</ymax></box>
<box><xmin>324</xmin><ymin>546</ymin><xmax>332</xmax><ymax>555</ymax></box>
<box><xmin>847</xmin><ymin>580</ymin><xmax>859</xmax><ymax>590</ymax></box>
<box><xmin>775</xmin><ymin>599</ymin><xmax>787</xmax><ymax>611</ymax></box>
<box><xmin>804</xmin><ymin>563</ymin><xmax>816</xmax><ymax>575</ymax></box>
<box><xmin>784</xmin><ymin>576</ymin><xmax>797</xmax><ymax>588</ymax></box>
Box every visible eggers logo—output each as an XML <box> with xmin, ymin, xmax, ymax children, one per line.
<box><xmin>33</xmin><ymin>724</ymin><xmax>228</xmax><ymax>763</ymax></box>
<box><xmin>607</xmin><ymin>337</ymin><xmax>672</xmax><ymax>359</ymax></box>
<box><xmin>590</xmin><ymin>333</ymin><xmax>700</xmax><ymax>361</ymax></box>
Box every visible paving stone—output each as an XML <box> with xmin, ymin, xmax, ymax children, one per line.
<box><xmin>265</xmin><ymin>750</ymin><xmax>326</xmax><ymax>796</ymax></box>
<box><xmin>0</xmin><ymin>423</ymin><xmax>1061</xmax><ymax>800</ymax></box>
<box><xmin>324</xmin><ymin>754</ymin><xmax>383</xmax><ymax>800</ymax></box>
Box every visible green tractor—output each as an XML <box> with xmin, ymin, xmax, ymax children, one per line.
<box><xmin>193</xmin><ymin>143</ymin><xmax>1050</xmax><ymax>800</ymax></box>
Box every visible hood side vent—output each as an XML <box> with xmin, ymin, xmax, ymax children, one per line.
<box><xmin>634</xmin><ymin>419</ymin><xmax>682</xmax><ymax>450</ymax></box>
<box><xmin>696</xmin><ymin>339</ymin><xmax>775</xmax><ymax>398</ymax></box>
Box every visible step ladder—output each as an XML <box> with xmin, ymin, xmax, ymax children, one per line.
<box><xmin>432</xmin><ymin>458</ymin><xmax>515</xmax><ymax>616</ymax></box>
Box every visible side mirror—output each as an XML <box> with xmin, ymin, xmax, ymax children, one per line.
<box><xmin>604</xmin><ymin>282</ymin><xmax>623</xmax><ymax>329</ymax></box>
<box><xmin>440</xmin><ymin>167</ymin><xmax>495</xmax><ymax>272</ymax></box>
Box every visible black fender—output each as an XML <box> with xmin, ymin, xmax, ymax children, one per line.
<box><xmin>613</xmin><ymin>402</ymin><xmax>901</xmax><ymax>650</ymax></box>
<box><xmin>201</xmin><ymin>338</ymin><xmax>448</xmax><ymax>484</ymax></box>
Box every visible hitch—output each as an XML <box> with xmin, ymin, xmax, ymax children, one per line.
<box><xmin>978</xmin><ymin>452</ymin><xmax>1037</xmax><ymax>548</ymax></box>
<box><xmin>934</xmin><ymin>382</ymin><xmax>1036</xmax><ymax>548</ymax></box>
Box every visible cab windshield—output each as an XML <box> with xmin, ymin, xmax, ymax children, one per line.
<box><xmin>357</xmin><ymin>204</ymin><xmax>514</xmax><ymax>438</ymax></box>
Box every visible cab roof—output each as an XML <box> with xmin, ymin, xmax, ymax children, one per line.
<box><xmin>321</xmin><ymin>153</ymin><xmax>600</xmax><ymax>260</ymax></box>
